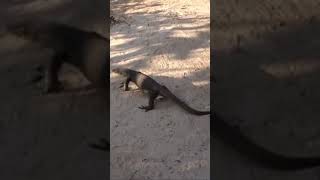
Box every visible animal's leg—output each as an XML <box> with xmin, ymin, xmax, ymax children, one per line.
<box><xmin>138</xmin><ymin>92</ymin><xmax>158</xmax><ymax>112</ymax></box>
<box><xmin>157</xmin><ymin>85</ymin><xmax>168</xmax><ymax>100</ymax></box>
<box><xmin>119</xmin><ymin>77</ymin><xmax>130</xmax><ymax>91</ymax></box>
<box><xmin>43</xmin><ymin>53</ymin><xmax>64</xmax><ymax>93</ymax></box>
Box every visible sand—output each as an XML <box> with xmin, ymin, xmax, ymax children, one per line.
<box><xmin>110</xmin><ymin>0</ymin><xmax>210</xmax><ymax>179</ymax></box>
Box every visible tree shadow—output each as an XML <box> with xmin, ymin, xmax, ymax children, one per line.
<box><xmin>110</xmin><ymin>0</ymin><xmax>210</xmax><ymax>70</ymax></box>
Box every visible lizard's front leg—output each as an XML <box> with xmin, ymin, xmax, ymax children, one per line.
<box><xmin>119</xmin><ymin>77</ymin><xmax>130</xmax><ymax>91</ymax></box>
<box><xmin>138</xmin><ymin>92</ymin><xmax>158</xmax><ymax>112</ymax></box>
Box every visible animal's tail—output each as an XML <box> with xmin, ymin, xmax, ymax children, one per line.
<box><xmin>160</xmin><ymin>86</ymin><xmax>210</xmax><ymax>116</ymax></box>
<box><xmin>213</xmin><ymin>113</ymin><xmax>320</xmax><ymax>170</ymax></box>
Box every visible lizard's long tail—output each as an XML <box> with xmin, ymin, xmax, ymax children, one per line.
<box><xmin>160</xmin><ymin>86</ymin><xmax>210</xmax><ymax>116</ymax></box>
<box><xmin>214</xmin><ymin>113</ymin><xmax>320</xmax><ymax>170</ymax></box>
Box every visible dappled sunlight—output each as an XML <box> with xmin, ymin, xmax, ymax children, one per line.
<box><xmin>171</xmin><ymin>24</ymin><xmax>210</xmax><ymax>38</ymax></box>
<box><xmin>192</xmin><ymin>80</ymin><xmax>210</xmax><ymax>87</ymax></box>
<box><xmin>111</xmin><ymin>0</ymin><xmax>210</xmax><ymax>69</ymax></box>
<box><xmin>111</xmin><ymin>33</ymin><xmax>136</xmax><ymax>40</ymax></box>
<box><xmin>111</xmin><ymin>1</ymin><xmax>209</xmax><ymax>179</ymax></box>
<box><xmin>111</xmin><ymin>57</ymin><xmax>146</xmax><ymax>68</ymax></box>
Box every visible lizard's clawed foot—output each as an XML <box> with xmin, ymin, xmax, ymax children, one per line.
<box><xmin>138</xmin><ymin>105</ymin><xmax>153</xmax><ymax>112</ymax></box>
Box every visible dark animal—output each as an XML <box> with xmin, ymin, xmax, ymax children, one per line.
<box><xmin>112</xmin><ymin>68</ymin><xmax>210</xmax><ymax>116</ymax></box>
<box><xmin>6</xmin><ymin>19</ymin><xmax>109</xmax><ymax>93</ymax></box>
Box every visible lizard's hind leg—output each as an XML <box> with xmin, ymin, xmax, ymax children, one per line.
<box><xmin>157</xmin><ymin>85</ymin><xmax>168</xmax><ymax>101</ymax></box>
<box><xmin>138</xmin><ymin>92</ymin><xmax>158</xmax><ymax>112</ymax></box>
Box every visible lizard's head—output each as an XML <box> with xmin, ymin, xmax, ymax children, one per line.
<box><xmin>112</xmin><ymin>68</ymin><xmax>129</xmax><ymax>76</ymax></box>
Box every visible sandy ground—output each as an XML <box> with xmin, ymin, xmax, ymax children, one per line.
<box><xmin>110</xmin><ymin>0</ymin><xmax>210</xmax><ymax>179</ymax></box>
<box><xmin>213</xmin><ymin>0</ymin><xmax>320</xmax><ymax>179</ymax></box>
<box><xmin>0</xmin><ymin>1</ymin><xmax>108</xmax><ymax>179</ymax></box>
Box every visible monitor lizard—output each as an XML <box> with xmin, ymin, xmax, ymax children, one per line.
<box><xmin>112</xmin><ymin>67</ymin><xmax>210</xmax><ymax>116</ymax></box>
